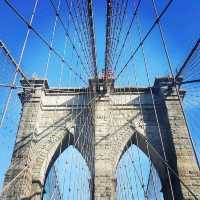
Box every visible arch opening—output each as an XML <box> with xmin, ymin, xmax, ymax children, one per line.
<box><xmin>42</xmin><ymin>145</ymin><xmax>91</xmax><ymax>200</ymax></box>
<box><xmin>116</xmin><ymin>144</ymin><xmax>164</xmax><ymax>200</ymax></box>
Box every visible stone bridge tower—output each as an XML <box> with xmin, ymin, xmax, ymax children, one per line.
<box><xmin>1</xmin><ymin>77</ymin><xmax>200</xmax><ymax>200</ymax></box>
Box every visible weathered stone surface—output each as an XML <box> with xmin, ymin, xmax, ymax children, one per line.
<box><xmin>1</xmin><ymin>77</ymin><xmax>200</xmax><ymax>200</ymax></box>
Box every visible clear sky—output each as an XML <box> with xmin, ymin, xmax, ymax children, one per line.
<box><xmin>0</xmin><ymin>0</ymin><xmax>200</xmax><ymax>199</ymax></box>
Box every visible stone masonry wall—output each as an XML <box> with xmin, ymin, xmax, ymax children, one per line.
<box><xmin>1</xmin><ymin>78</ymin><xmax>200</xmax><ymax>200</ymax></box>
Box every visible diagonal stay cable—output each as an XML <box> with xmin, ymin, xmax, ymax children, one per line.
<box><xmin>136</xmin><ymin>129</ymin><xmax>199</xmax><ymax>200</ymax></box>
<box><xmin>77</xmin><ymin>0</ymin><xmax>93</xmax><ymax>69</ymax></box>
<box><xmin>104</xmin><ymin>0</ymin><xmax>112</xmax><ymax>71</ymax></box>
<box><xmin>110</xmin><ymin>0</ymin><xmax>129</xmax><ymax>67</ymax></box>
<box><xmin>0</xmin><ymin>92</ymin><xmax>97</xmax><ymax>196</ymax></box>
<box><xmin>0</xmin><ymin>0</ymin><xmax>40</xmax><ymax>128</ymax></box>
<box><xmin>87</xmin><ymin>0</ymin><xmax>98</xmax><ymax>78</ymax></box>
<box><xmin>0</xmin><ymin>41</ymin><xmax>31</xmax><ymax>86</ymax></box>
<box><xmin>112</xmin><ymin>102</ymin><xmax>199</xmax><ymax>199</ymax></box>
<box><xmin>150</xmin><ymin>0</ymin><xmax>200</xmax><ymax>169</ymax></box>
<box><xmin>109</xmin><ymin>0</ymin><xmax>120</xmax><ymax>54</ymax></box>
<box><xmin>113</xmin><ymin>0</ymin><xmax>141</xmax><ymax>72</ymax></box>
<box><xmin>4</xmin><ymin>0</ymin><xmax>87</xmax><ymax>84</ymax></box>
<box><xmin>79</xmin><ymin>0</ymin><xmax>94</xmax><ymax>71</ymax></box>
<box><xmin>115</xmin><ymin>0</ymin><xmax>174</xmax><ymax>80</ymax></box>
<box><xmin>108</xmin><ymin>0</ymin><xmax>118</xmax><ymax>57</ymax></box>
<box><xmin>53</xmin><ymin>0</ymin><xmax>92</xmax><ymax>76</ymax></box>
<box><xmin>52</xmin><ymin>0</ymin><xmax>91</xmax><ymax>77</ymax></box>
<box><xmin>72</xmin><ymin>0</ymin><xmax>93</xmax><ymax>74</ymax></box>
<box><xmin>176</xmin><ymin>38</ymin><xmax>200</xmax><ymax>79</ymax></box>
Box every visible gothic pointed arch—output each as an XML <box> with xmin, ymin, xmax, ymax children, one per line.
<box><xmin>31</xmin><ymin>129</ymin><xmax>93</xmax><ymax>199</ymax></box>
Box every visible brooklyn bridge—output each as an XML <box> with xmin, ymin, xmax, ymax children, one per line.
<box><xmin>0</xmin><ymin>0</ymin><xmax>200</xmax><ymax>199</ymax></box>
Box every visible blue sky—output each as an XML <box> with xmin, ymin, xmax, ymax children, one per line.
<box><xmin>0</xmin><ymin>0</ymin><xmax>199</xmax><ymax>84</ymax></box>
<box><xmin>0</xmin><ymin>0</ymin><xmax>200</xmax><ymax>198</ymax></box>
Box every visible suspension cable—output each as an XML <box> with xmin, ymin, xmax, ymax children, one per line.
<box><xmin>4</xmin><ymin>0</ymin><xmax>87</xmax><ymax>84</ymax></box>
<box><xmin>115</xmin><ymin>0</ymin><xmax>174</xmax><ymax>80</ymax></box>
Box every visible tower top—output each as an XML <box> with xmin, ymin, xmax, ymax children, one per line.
<box><xmin>89</xmin><ymin>77</ymin><xmax>114</xmax><ymax>95</ymax></box>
